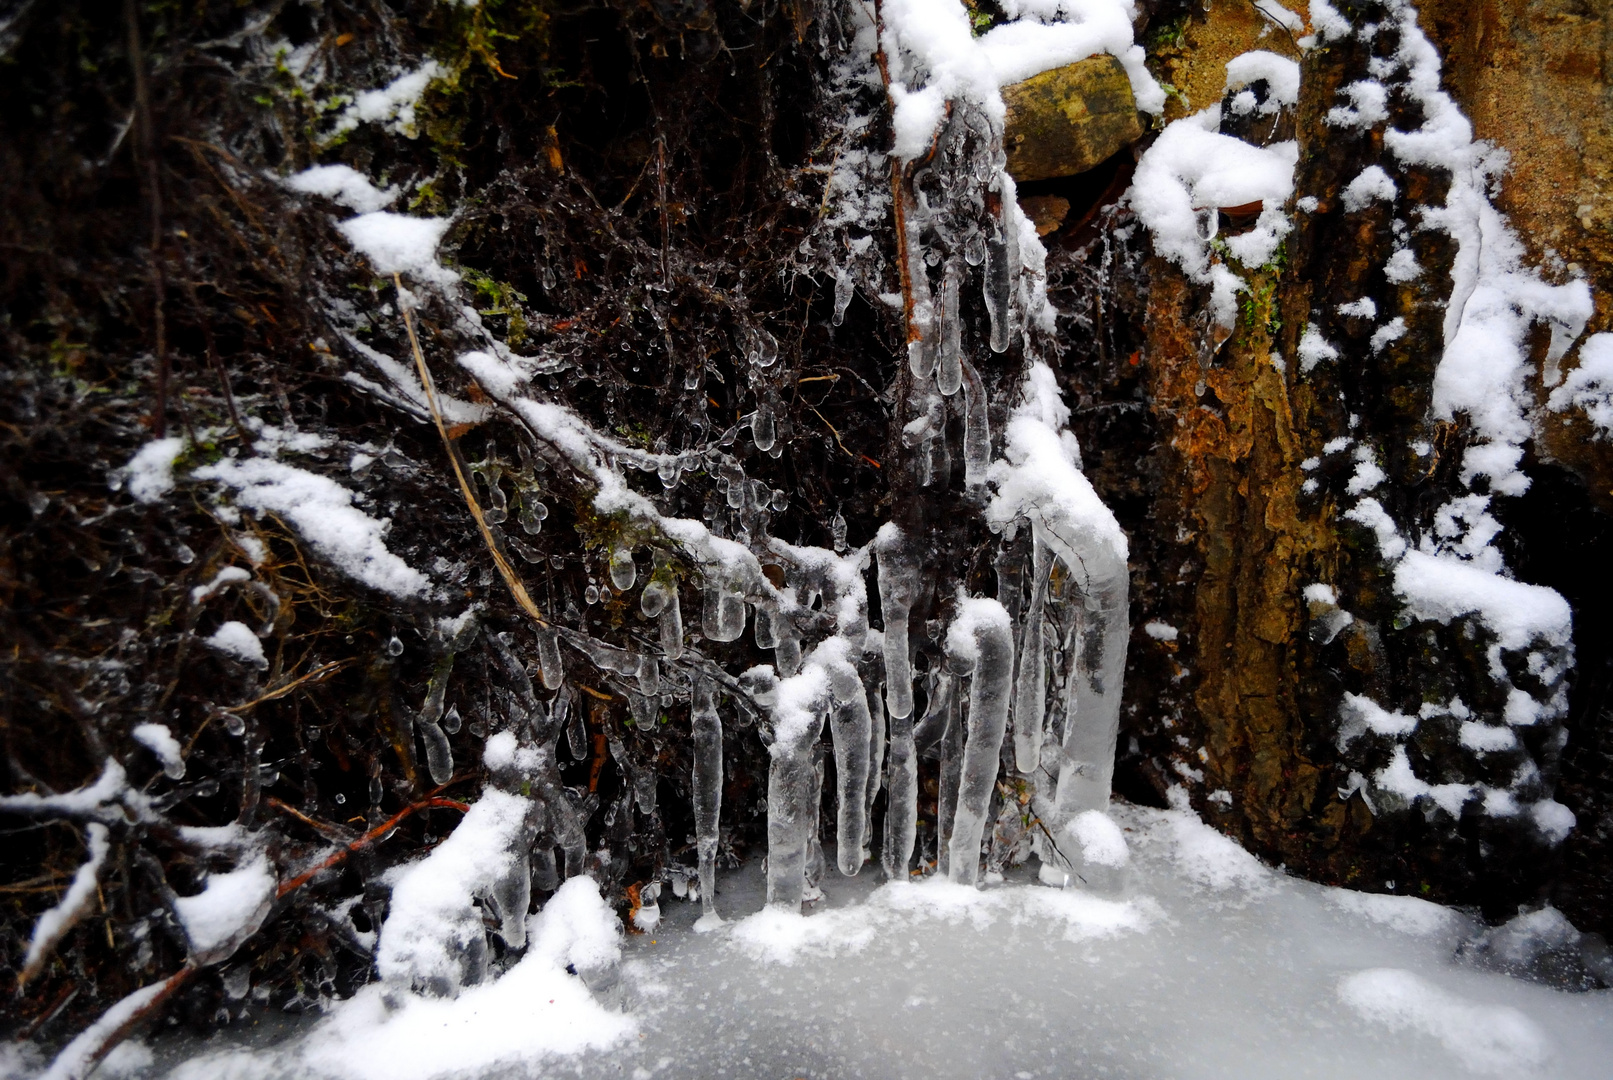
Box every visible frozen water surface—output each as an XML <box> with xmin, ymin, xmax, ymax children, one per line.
<box><xmin>134</xmin><ymin>802</ymin><xmax>1613</xmax><ymax>1080</ymax></box>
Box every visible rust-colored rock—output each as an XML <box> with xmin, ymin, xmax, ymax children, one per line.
<box><xmin>1020</xmin><ymin>194</ymin><xmax>1071</xmax><ymax>236</ymax></box>
<box><xmin>1001</xmin><ymin>55</ymin><xmax>1143</xmax><ymax>182</ymax></box>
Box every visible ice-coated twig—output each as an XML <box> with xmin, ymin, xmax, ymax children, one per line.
<box><xmin>19</xmin><ymin>823</ymin><xmax>111</xmax><ymax>990</ymax></box>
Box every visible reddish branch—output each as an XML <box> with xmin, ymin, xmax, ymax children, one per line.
<box><xmin>273</xmin><ymin>794</ymin><xmax>471</xmax><ymax>898</ymax></box>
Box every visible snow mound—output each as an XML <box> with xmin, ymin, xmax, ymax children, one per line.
<box><xmin>1339</xmin><ymin>967</ymin><xmax>1550</xmax><ymax>1074</ymax></box>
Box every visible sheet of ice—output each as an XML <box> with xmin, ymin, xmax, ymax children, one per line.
<box><xmin>1338</xmin><ymin>968</ymin><xmax>1550</xmax><ymax>1074</ymax></box>
<box><xmin>192</xmin><ymin>457</ymin><xmax>430</xmax><ymax>599</ymax></box>
<box><xmin>146</xmin><ymin>800</ymin><xmax>1613</xmax><ymax>1080</ymax></box>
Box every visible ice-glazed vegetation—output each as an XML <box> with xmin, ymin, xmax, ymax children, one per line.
<box><xmin>3</xmin><ymin>0</ymin><xmax>1612</xmax><ymax>1076</ymax></box>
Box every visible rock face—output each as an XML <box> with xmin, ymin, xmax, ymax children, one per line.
<box><xmin>1052</xmin><ymin>0</ymin><xmax>1611</xmax><ymax>930</ymax></box>
<box><xmin>1002</xmin><ymin>55</ymin><xmax>1143</xmax><ymax>182</ymax></box>
<box><xmin>1414</xmin><ymin>0</ymin><xmax>1613</xmax><ymax>939</ymax></box>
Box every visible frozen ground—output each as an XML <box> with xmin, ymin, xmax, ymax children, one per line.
<box><xmin>83</xmin><ymin>802</ymin><xmax>1613</xmax><ymax>1080</ymax></box>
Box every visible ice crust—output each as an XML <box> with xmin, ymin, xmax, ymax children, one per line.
<box><xmin>145</xmin><ymin>802</ymin><xmax>1613</xmax><ymax>1080</ymax></box>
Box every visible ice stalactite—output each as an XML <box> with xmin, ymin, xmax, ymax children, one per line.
<box><xmin>827</xmin><ymin>656</ymin><xmax>873</xmax><ymax>876</ymax></box>
<box><xmin>1012</xmin><ymin>537</ymin><xmax>1051</xmax><ymax>775</ymax></box>
<box><xmin>691</xmin><ymin>675</ymin><xmax>723</xmax><ymax>924</ymax></box>
<box><xmin>875</xmin><ymin>524</ymin><xmax>918</xmax><ymax>720</ymax></box>
<box><xmin>764</xmin><ymin>661</ymin><xmax>829</xmax><ymax>909</ymax></box>
<box><xmin>944</xmin><ymin>601</ymin><xmax>1014</xmax><ymax>886</ymax></box>
<box><xmin>881</xmin><ymin>671</ymin><xmax>918</xmax><ymax>880</ymax></box>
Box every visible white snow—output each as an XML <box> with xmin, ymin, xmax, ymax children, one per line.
<box><xmin>333</xmin><ymin>61</ymin><xmax>444</xmax><ymax>138</ymax></box>
<box><xmin>1393</xmin><ymin>550</ymin><xmax>1573</xmax><ymax>651</ymax></box>
<box><xmin>192</xmin><ymin>457</ymin><xmax>430</xmax><ymax>598</ymax></box>
<box><xmin>376</xmin><ymin>786</ymin><xmax>533</xmax><ymax>990</ymax></box>
<box><xmin>139</xmin><ymin>799</ymin><xmax>1613</xmax><ymax>1080</ymax></box>
<box><xmin>1128</xmin><ymin>103</ymin><xmax>1298</xmax><ymax>325</ymax></box>
<box><xmin>284</xmin><ymin>165</ymin><xmax>397</xmax><ymax>213</ymax></box>
<box><xmin>115</xmin><ymin>438</ymin><xmax>184</xmax><ymax>504</ymax></box>
<box><xmin>1341</xmin><ymin>164</ymin><xmax>1398</xmax><ymax>211</ymax></box>
<box><xmin>173</xmin><ymin>855</ymin><xmax>276</xmax><ymax>964</ymax></box>
<box><xmin>1143</xmin><ymin>620</ymin><xmax>1178</xmax><ymax>641</ymax></box>
<box><xmin>204</xmin><ymin>621</ymin><xmax>267</xmax><ymax>668</ymax></box>
<box><xmin>1066</xmin><ymin>809</ymin><xmax>1130</xmax><ymax>867</ymax></box>
<box><xmin>132</xmin><ymin>723</ymin><xmax>186</xmax><ymax>779</ymax></box>
<box><xmin>20</xmin><ymin>823</ymin><xmax>110</xmax><ymax>985</ymax></box>
<box><xmin>1548</xmin><ymin>332</ymin><xmax>1613</xmax><ymax>436</ymax></box>
<box><xmin>1338</xmin><ymin>967</ymin><xmax>1550</xmax><ymax>1074</ymax></box>
<box><xmin>337</xmin><ymin>213</ymin><xmax>453</xmax><ymax>282</ymax></box>
<box><xmin>1224</xmin><ymin>50</ymin><xmax>1300</xmax><ymax>109</ymax></box>
<box><xmin>1330</xmin><ymin>889</ymin><xmax>1456</xmax><ymax>936</ymax></box>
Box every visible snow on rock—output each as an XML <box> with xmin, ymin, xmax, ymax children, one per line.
<box><xmin>1143</xmin><ymin>620</ymin><xmax>1178</xmax><ymax>641</ymax></box>
<box><xmin>1548</xmin><ymin>332</ymin><xmax>1613</xmax><ymax>436</ymax></box>
<box><xmin>1336</xmin><ymin>691</ymin><xmax>1418</xmax><ymax>749</ymax></box>
<box><xmin>114</xmin><ymin>438</ymin><xmax>184</xmax><ymax>504</ymax></box>
<box><xmin>191</xmin><ymin>457</ymin><xmax>430</xmax><ymax>599</ymax></box>
<box><xmin>1224</xmin><ymin>49</ymin><xmax>1300</xmax><ymax>109</ymax></box>
<box><xmin>1393</xmin><ymin>550</ymin><xmax>1572</xmax><ymax>651</ymax></box>
<box><xmin>877</xmin><ymin>0</ymin><xmax>1160</xmax><ymax>161</ymax></box>
<box><xmin>1127</xmin><ymin>103</ymin><xmax>1297</xmax><ymax>325</ymax></box>
<box><xmin>283</xmin><ymin>165</ymin><xmax>397</xmax><ymax>213</ymax></box>
<box><xmin>174</xmin><ymin>854</ymin><xmax>276</xmax><ymax>965</ymax></box>
<box><xmin>204</xmin><ymin>621</ymin><xmax>267</xmax><ymax>669</ymax></box>
<box><xmin>1338</xmin><ymin>967</ymin><xmax>1550</xmax><ymax>1074</ymax></box>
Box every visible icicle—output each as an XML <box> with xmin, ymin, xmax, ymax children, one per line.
<box><xmin>935</xmin><ymin>680</ymin><xmax>962</xmax><ymax>877</ymax></box>
<box><xmin>536</xmin><ymin>626</ymin><xmax>564</xmax><ymax>690</ymax></box>
<box><xmin>882</xmin><ymin>673</ymin><xmax>917</xmax><ymax>881</ymax></box>
<box><xmin>637</xmin><ymin>656</ymin><xmax>660</xmax><ymax>696</ymax></box>
<box><xmin>419</xmin><ymin>718</ymin><xmax>454</xmax><ymax>786</ymax></box>
<box><xmin>774</xmin><ymin>615</ymin><xmax>802</xmax><ymax>677</ymax></box>
<box><xmin>765</xmin><ymin>690</ymin><xmax>827</xmax><ymax>909</ymax></box>
<box><xmin>609</xmin><ymin>546</ymin><xmax>636</xmax><ymax>591</ymax></box>
<box><xmin>751</xmin><ymin>406</ymin><xmax>777</xmax><ymax>452</ymax></box>
<box><xmin>945</xmin><ymin>600</ymin><xmax>1014</xmax><ymax>887</ymax></box>
<box><xmin>876</xmin><ymin>524</ymin><xmax>919</xmax><ymax>719</ymax></box>
<box><xmin>718</xmin><ymin>586</ymin><xmax>746</xmax><ymax>641</ymax></box>
<box><xmin>831</xmin><ymin>511</ymin><xmax>848</xmax><ymax>554</ymax></box>
<box><xmin>1050</xmin><ymin>569</ymin><xmax>1131</xmax><ymax>824</ymax></box>
<box><xmin>755</xmin><ymin>604</ymin><xmax>778</xmax><ymax>650</ymax></box>
<box><xmin>902</xmin><ymin>182</ymin><xmax>938</xmax><ymax>381</ymax></box>
<box><xmin>803</xmin><ymin>745</ymin><xmax>827</xmax><ymax>901</ymax></box>
<box><xmin>562</xmin><ymin>691</ymin><xmax>587</xmax><ymax>760</ymax></box>
<box><xmin>863</xmin><ymin>675</ymin><xmax>886</xmax><ymax>865</ymax></box>
<box><xmin>827</xmin><ymin>658</ymin><xmax>871</xmax><ymax>876</ymax></box>
<box><xmin>628</xmin><ymin>692</ymin><xmax>658</xmax><ymax>730</ymax></box>
<box><xmin>937</xmin><ymin>256</ymin><xmax>963</xmax><ymax>396</ymax></box>
<box><xmin>641</xmin><ymin>578</ymin><xmax>671</xmax><ymax>618</ymax></box>
<box><xmin>753</xmin><ymin>327</ymin><xmax>779</xmax><ymax>368</ymax></box>
<box><xmin>660</xmin><ymin>589</ymin><xmax>684</xmax><ymax>659</ymax></box>
<box><xmin>692</xmin><ymin>676</ymin><xmax>723</xmax><ymax>921</ymax></box>
<box><xmin>1012</xmin><ymin>538</ymin><xmax>1051</xmax><ymax>775</ymax></box>
<box><xmin>489</xmin><ymin>848</ymin><xmax>531</xmax><ymax>950</ymax></box>
<box><xmin>984</xmin><ymin>173</ymin><xmax>1018</xmax><ymax>354</ymax></box>
<box><xmin>960</xmin><ymin>357</ymin><xmax>990</xmax><ymax>488</ymax></box>
<box><xmin>832</xmin><ymin>267</ymin><xmax>854</xmax><ymax>327</ymax></box>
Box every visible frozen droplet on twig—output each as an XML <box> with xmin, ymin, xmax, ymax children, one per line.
<box><xmin>832</xmin><ymin>267</ymin><xmax>854</xmax><ymax>327</ymax></box>
<box><xmin>609</xmin><ymin>546</ymin><xmax>636</xmax><ymax>591</ymax></box>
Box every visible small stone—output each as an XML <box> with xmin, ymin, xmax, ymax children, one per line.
<box><xmin>1019</xmin><ymin>194</ymin><xmax>1071</xmax><ymax>236</ymax></box>
<box><xmin>1002</xmin><ymin>55</ymin><xmax>1143</xmax><ymax>183</ymax></box>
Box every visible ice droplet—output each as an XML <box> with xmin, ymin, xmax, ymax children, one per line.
<box><xmin>609</xmin><ymin>547</ymin><xmax>637</xmax><ymax>591</ymax></box>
